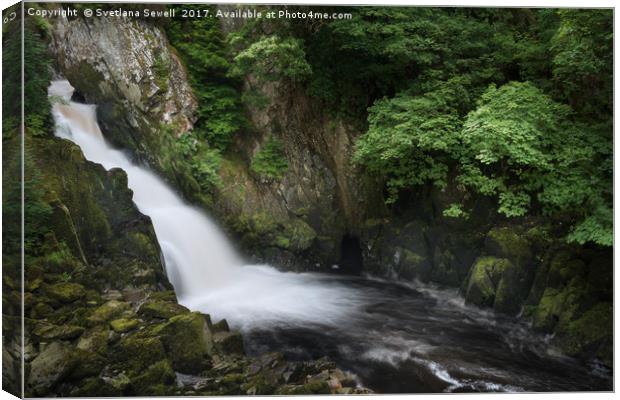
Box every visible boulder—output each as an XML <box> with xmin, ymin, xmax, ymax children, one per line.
<box><xmin>485</xmin><ymin>227</ymin><xmax>532</xmax><ymax>266</ymax></box>
<box><xmin>138</xmin><ymin>299</ymin><xmax>189</xmax><ymax>320</ymax></box>
<box><xmin>77</xmin><ymin>326</ymin><xmax>109</xmax><ymax>355</ymax></box>
<box><xmin>87</xmin><ymin>300</ymin><xmax>130</xmax><ymax>325</ymax></box>
<box><xmin>464</xmin><ymin>257</ymin><xmax>512</xmax><ymax>308</ymax></box>
<box><xmin>46</xmin><ymin>282</ymin><xmax>86</xmax><ymax>303</ymax></box>
<box><xmin>129</xmin><ymin>360</ymin><xmax>176</xmax><ymax>394</ymax></box>
<box><xmin>116</xmin><ymin>336</ymin><xmax>167</xmax><ymax>373</ymax></box>
<box><xmin>152</xmin><ymin>312</ymin><xmax>213</xmax><ymax>373</ymax></box>
<box><xmin>214</xmin><ymin>331</ymin><xmax>245</xmax><ymax>355</ymax></box>
<box><xmin>27</xmin><ymin>342</ymin><xmax>78</xmax><ymax>395</ymax></box>
<box><xmin>33</xmin><ymin>322</ymin><xmax>85</xmax><ymax>341</ymax></box>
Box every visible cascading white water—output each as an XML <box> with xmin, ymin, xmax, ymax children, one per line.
<box><xmin>48</xmin><ymin>80</ymin><xmax>363</xmax><ymax>329</ymax></box>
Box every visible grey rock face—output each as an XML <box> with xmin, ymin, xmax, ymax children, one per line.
<box><xmin>49</xmin><ymin>16</ymin><xmax>197</xmax><ymax>150</ymax></box>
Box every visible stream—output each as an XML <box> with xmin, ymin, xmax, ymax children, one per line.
<box><xmin>48</xmin><ymin>80</ymin><xmax>612</xmax><ymax>393</ymax></box>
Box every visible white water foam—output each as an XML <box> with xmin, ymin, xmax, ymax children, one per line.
<box><xmin>48</xmin><ymin>80</ymin><xmax>363</xmax><ymax>330</ymax></box>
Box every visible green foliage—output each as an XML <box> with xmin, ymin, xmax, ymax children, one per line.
<box><xmin>443</xmin><ymin>204</ymin><xmax>469</xmax><ymax>219</ymax></box>
<box><xmin>550</xmin><ymin>9</ymin><xmax>613</xmax><ymax>119</ymax></box>
<box><xmin>152</xmin><ymin>53</ymin><xmax>170</xmax><ymax>94</ymax></box>
<box><xmin>3</xmin><ymin>143</ymin><xmax>53</xmax><ymax>255</ymax></box>
<box><xmin>3</xmin><ymin>17</ymin><xmax>52</xmax><ymax>130</ymax></box>
<box><xmin>175</xmin><ymin>132</ymin><xmax>222</xmax><ymax>192</ymax></box>
<box><xmin>231</xmin><ymin>36</ymin><xmax>312</xmax><ymax>82</ymax></box>
<box><xmin>166</xmin><ymin>5</ymin><xmax>244</xmax><ymax>149</ymax></box>
<box><xmin>353</xmin><ymin>79</ymin><xmax>465</xmax><ymax>202</ymax></box>
<box><xmin>250</xmin><ymin>137</ymin><xmax>288</xmax><ymax>180</ymax></box>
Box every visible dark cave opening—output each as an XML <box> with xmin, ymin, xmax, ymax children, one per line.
<box><xmin>338</xmin><ymin>234</ymin><xmax>363</xmax><ymax>274</ymax></box>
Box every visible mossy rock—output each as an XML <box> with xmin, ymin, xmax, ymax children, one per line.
<box><xmin>70</xmin><ymin>377</ymin><xmax>122</xmax><ymax>397</ymax></box>
<box><xmin>214</xmin><ymin>331</ymin><xmax>245</xmax><ymax>355</ymax></box>
<box><xmin>547</xmin><ymin>250</ymin><xmax>587</xmax><ymax>289</ymax></box>
<box><xmin>116</xmin><ymin>336</ymin><xmax>167</xmax><ymax>373</ymax></box>
<box><xmin>110</xmin><ymin>318</ymin><xmax>139</xmax><ymax>333</ymax></box>
<box><xmin>87</xmin><ymin>300</ymin><xmax>130</xmax><ymax>325</ymax></box>
<box><xmin>27</xmin><ymin>342</ymin><xmax>78</xmax><ymax>396</ymax></box>
<box><xmin>151</xmin><ymin>312</ymin><xmax>212</xmax><ymax>373</ymax></box>
<box><xmin>558</xmin><ymin>302</ymin><xmax>612</xmax><ymax>362</ymax></box>
<box><xmin>77</xmin><ymin>326</ymin><xmax>109</xmax><ymax>355</ymax></box>
<box><xmin>33</xmin><ymin>322</ymin><xmax>85</xmax><ymax>341</ymax></box>
<box><xmin>138</xmin><ymin>299</ymin><xmax>189</xmax><ymax>320</ymax></box>
<box><xmin>397</xmin><ymin>248</ymin><xmax>429</xmax><ymax>280</ymax></box>
<box><xmin>485</xmin><ymin>227</ymin><xmax>532</xmax><ymax>265</ymax></box>
<box><xmin>464</xmin><ymin>257</ymin><xmax>512</xmax><ymax>308</ymax></box>
<box><xmin>129</xmin><ymin>360</ymin><xmax>175</xmax><ymax>395</ymax></box>
<box><xmin>46</xmin><ymin>282</ymin><xmax>86</xmax><ymax>303</ymax></box>
<box><xmin>532</xmin><ymin>282</ymin><xmax>586</xmax><ymax>332</ymax></box>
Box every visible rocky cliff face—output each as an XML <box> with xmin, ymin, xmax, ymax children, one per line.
<box><xmin>50</xmin><ymin>15</ymin><xmax>197</xmax><ymax>159</ymax></box>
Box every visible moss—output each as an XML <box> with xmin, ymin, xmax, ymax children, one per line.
<box><xmin>110</xmin><ymin>318</ymin><xmax>139</xmax><ymax>333</ymax></box>
<box><xmin>127</xmin><ymin>232</ymin><xmax>160</xmax><ymax>261</ymax></box>
<box><xmin>33</xmin><ymin>322</ymin><xmax>85</xmax><ymax>340</ymax></box>
<box><xmin>485</xmin><ymin>227</ymin><xmax>531</xmax><ymax>263</ymax></box>
<box><xmin>250</xmin><ymin>136</ymin><xmax>288</xmax><ymax>180</ymax></box>
<box><xmin>464</xmin><ymin>257</ymin><xmax>512</xmax><ymax>308</ymax></box>
<box><xmin>70</xmin><ymin>377</ymin><xmax>122</xmax><ymax>397</ymax></box>
<box><xmin>77</xmin><ymin>326</ymin><xmax>109</xmax><ymax>355</ymax></box>
<box><xmin>276</xmin><ymin>219</ymin><xmax>317</xmax><ymax>252</ymax></box>
<box><xmin>87</xmin><ymin>300</ymin><xmax>130</xmax><ymax>325</ymax></box>
<box><xmin>151</xmin><ymin>312</ymin><xmax>212</xmax><ymax>373</ymax></box>
<box><xmin>116</xmin><ymin>336</ymin><xmax>167</xmax><ymax>373</ymax></box>
<box><xmin>46</xmin><ymin>282</ymin><xmax>86</xmax><ymax>303</ymax></box>
<box><xmin>138</xmin><ymin>299</ymin><xmax>189</xmax><ymax>320</ymax></box>
<box><xmin>559</xmin><ymin>302</ymin><xmax>612</xmax><ymax>357</ymax></box>
<box><xmin>214</xmin><ymin>331</ymin><xmax>245</xmax><ymax>355</ymax></box>
<box><xmin>152</xmin><ymin>53</ymin><xmax>171</xmax><ymax>94</ymax></box>
<box><xmin>129</xmin><ymin>360</ymin><xmax>175</xmax><ymax>394</ymax></box>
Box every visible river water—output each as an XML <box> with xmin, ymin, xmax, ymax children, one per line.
<box><xmin>48</xmin><ymin>80</ymin><xmax>612</xmax><ymax>393</ymax></box>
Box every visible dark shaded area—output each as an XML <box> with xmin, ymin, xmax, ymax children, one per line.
<box><xmin>338</xmin><ymin>234</ymin><xmax>363</xmax><ymax>274</ymax></box>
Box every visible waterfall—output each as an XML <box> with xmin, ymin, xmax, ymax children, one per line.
<box><xmin>48</xmin><ymin>80</ymin><xmax>362</xmax><ymax>329</ymax></box>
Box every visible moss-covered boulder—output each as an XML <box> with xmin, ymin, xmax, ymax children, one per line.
<box><xmin>77</xmin><ymin>326</ymin><xmax>109</xmax><ymax>355</ymax></box>
<box><xmin>214</xmin><ymin>331</ymin><xmax>245</xmax><ymax>355</ymax></box>
<box><xmin>151</xmin><ymin>312</ymin><xmax>212</xmax><ymax>373</ymax></box>
<box><xmin>485</xmin><ymin>227</ymin><xmax>532</xmax><ymax>266</ymax></box>
<box><xmin>115</xmin><ymin>336</ymin><xmax>167</xmax><ymax>373</ymax></box>
<box><xmin>129</xmin><ymin>360</ymin><xmax>176</xmax><ymax>395</ymax></box>
<box><xmin>27</xmin><ymin>342</ymin><xmax>78</xmax><ymax>396</ymax></box>
<box><xmin>558</xmin><ymin>302</ymin><xmax>612</xmax><ymax>364</ymax></box>
<box><xmin>464</xmin><ymin>257</ymin><xmax>512</xmax><ymax>308</ymax></box>
<box><xmin>87</xmin><ymin>300</ymin><xmax>130</xmax><ymax>325</ymax></box>
<box><xmin>138</xmin><ymin>299</ymin><xmax>189</xmax><ymax>320</ymax></box>
<box><xmin>46</xmin><ymin>282</ymin><xmax>86</xmax><ymax>304</ymax></box>
<box><xmin>33</xmin><ymin>322</ymin><xmax>85</xmax><ymax>341</ymax></box>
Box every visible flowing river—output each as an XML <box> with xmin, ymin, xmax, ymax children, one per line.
<box><xmin>48</xmin><ymin>80</ymin><xmax>612</xmax><ymax>393</ymax></box>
